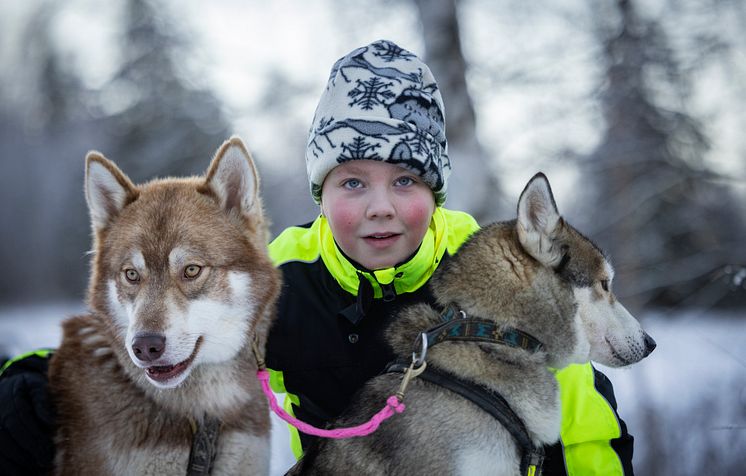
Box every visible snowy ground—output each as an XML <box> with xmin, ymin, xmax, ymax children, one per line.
<box><xmin>1</xmin><ymin>304</ymin><xmax>744</xmax><ymax>474</ymax></box>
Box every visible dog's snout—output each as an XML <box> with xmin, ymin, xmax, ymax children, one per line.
<box><xmin>132</xmin><ymin>333</ymin><xmax>166</xmax><ymax>362</ymax></box>
<box><xmin>643</xmin><ymin>332</ymin><xmax>656</xmax><ymax>357</ymax></box>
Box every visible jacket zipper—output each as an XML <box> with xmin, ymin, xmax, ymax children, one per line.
<box><xmin>380</xmin><ymin>282</ymin><xmax>396</xmax><ymax>302</ymax></box>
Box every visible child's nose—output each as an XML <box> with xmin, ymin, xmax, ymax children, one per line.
<box><xmin>366</xmin><ymin>190</ymin><xmax>396</xmax><ymax>219</ymax></box>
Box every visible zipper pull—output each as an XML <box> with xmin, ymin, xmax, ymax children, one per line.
<box><xmin>380</xmin><ymin>282</ymin><xmax>396</xmax><ymax>302</ymax></box>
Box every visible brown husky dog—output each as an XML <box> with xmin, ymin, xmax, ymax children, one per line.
<box><xmin>289</xmin><ymin>173</ymin><xmax>655</xmax><ymax>476</ymax></box>
<box><xmin>48</xmin><ymin>137</ymin><xmax>280</xmax><ymax>475</ymax></box>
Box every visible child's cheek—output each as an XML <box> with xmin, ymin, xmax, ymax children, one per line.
<box><xmin>329</xmin><ymin>202</ymin><xmax>361</xmax><ymax>234</ymax></box>
<box><xmin>400</xmin><ymin>193</ymin><xmax>435</xmax><ymax>233</ymax></box>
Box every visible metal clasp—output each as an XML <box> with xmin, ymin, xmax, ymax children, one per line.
<box><xmin>412</xmin><ymin>332</ymin><xmax>429</xmax><ymax>368</ymax></box>
<box><xmin>395</xmin><ymin>332</ymin><xmax>429</xmax><ymax>401</ymax></box>
<box><xmin>395</xmin><ymin>359</ymin><xmax>427</xmax><ymax>401</ymax></box>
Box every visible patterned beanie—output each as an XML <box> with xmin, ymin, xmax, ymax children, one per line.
<box><xmin>306</xmin><ymin>39</ymin><xmax>450</xmax><ymax>206</ymax></box>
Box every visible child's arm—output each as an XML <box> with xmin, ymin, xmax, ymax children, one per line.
<box><xmin>0</xmin><ymin>351</ymin><xmax>57</xmax><ymax>475</ymax></box>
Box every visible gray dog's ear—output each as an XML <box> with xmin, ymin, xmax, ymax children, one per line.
<box><xmin>516</xmin><ymin>173</ymin><xmax>564</xmax><ymax>267</ymax></box>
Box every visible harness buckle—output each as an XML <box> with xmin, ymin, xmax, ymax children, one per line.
<box><xmin>524</xmin><ymin>448</ymin><xmax>545</xmax><ymax>476</ymax></box>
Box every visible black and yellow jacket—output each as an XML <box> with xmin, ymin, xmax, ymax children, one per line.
<box><xmin>265</xmin><ymin>208</ymin><xmax>634</xmax><ymax>475</ymax></box>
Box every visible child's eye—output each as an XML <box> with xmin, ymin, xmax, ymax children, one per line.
<box><xmin>343</xmin><ymin>179</ymin><xmax>362</xmax><ymax>189</ymax></box>
<box><xmin>395</xmin><ymin>176</ymin><xmax>415</xmax><ymax>187</ymax></box>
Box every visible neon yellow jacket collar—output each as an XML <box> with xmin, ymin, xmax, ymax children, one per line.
<box><xmin>318</xmin><ymin>207</ymin><xmax>451</xmax><ymax>299</ymax></box>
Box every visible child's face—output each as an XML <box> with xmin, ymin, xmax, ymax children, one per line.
<box><xmin>321</xmin><ymin>160</ymin><xmax>436</xmax><ymax>270</ymax></box>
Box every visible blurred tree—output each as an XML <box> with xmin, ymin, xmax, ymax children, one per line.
<box><xmin>0</xmin><ymin>0</ymin><xmax>231</xmax><ymax>303</ymax></box>
<box><xmin>583</xmin><ymin>0</ymin><xmax>746</xmax><ymax>309</ymax></box>
<box><xmin>252</xmin><ymin>68</ymin><xmax>320</xmax><ymax>237</ymax></box>
<box><xmin>413</xmin><ymin>0</ymin><xmax>504</xmax><ymax>222</ymax></box>
<box><xmin>0</xmin><ymin>2</ymin><xmax>95</xmax><ymax>302</ymax></box>
<box><xmin>102</xmin><ymin>0</ymin><xmax>230</xmax><ymax>182</ymax></box>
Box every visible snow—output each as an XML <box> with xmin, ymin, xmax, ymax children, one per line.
<box><xmin>598</xmin><ymin>311</ymin><xmax>746</xmax><ymax>469</ymax></box>
<box><xmin>601</xmin><ymin>311</ymin><xmax>746</xmax><ymax>413</ymax></box>
<box><xmin>1</xmin><ymin>304</ymin><xmax>744</xmax><ymax>473</ymax></box>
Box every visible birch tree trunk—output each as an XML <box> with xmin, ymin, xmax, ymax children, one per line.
<box><xmin>413</xmin><ymin>0</ymin><xmax>503</xmax><ymax>222</ymax></box>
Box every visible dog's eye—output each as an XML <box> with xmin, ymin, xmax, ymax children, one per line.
<box><xmin>600</xmin><ymin>280</ymin><xmax>609</xmax><ymax>292</ymax></box>
<box><xmin>184</xmin><ymin>265</ymin><xmax>202</xmax><ymax>279</ymax></box>
<box><xmin>124</xmin><ymin>269</ymin><xmax>140</xmax><ymax>284</ymax></box>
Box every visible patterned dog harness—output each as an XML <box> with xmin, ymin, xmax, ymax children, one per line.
<box><xmin>386</xmin><ymin>303</ymin><xmax>546</xmax><ymax>476</ymax></box>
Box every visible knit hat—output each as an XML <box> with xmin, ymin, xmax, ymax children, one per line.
<box><xmin>306</xmin><ymin>39</ymin><xmax>450</xmax><ymax>206</ymax></box>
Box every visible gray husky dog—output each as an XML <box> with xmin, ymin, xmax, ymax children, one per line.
<box><xmin>288</xmin><ymin>173</ymin><xmax>655</xmax><ymax>476</ymax></box>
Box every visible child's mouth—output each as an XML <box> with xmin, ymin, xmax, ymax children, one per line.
<box><xmin>363</xmin><ymin>233</ymin><xmax>401</xmax><ymax>247</ymax></box>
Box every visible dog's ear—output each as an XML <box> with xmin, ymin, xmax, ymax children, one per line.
<box><xmin>85</xmin><ymin>153</ymin><xmax>138</xmax><ymax>232</ymax></box>
<box><xmin>516</xmin><ymin>172</ymin><xmax>564</xmax><ymax>267</ymax></box>
<box><xmin>203</xmin><ymin>136</ymin><xmax>260</xmax><ymax>217</ymax></box>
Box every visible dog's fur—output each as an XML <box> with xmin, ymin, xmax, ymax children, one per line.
<box><xmin>289</xmin><ymin>173</ymin><xmax>655</xmax><ymax>476</ymax></box>
<box><xmin>48</xmin><ymin>137</ymin><xmax>280</xmax><ymax>475</ymax></box>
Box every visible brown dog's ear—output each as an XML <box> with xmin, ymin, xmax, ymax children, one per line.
<box><xmin>85</xmin><ymin>152</ymin><xmax>138</xmax><ymax>233</ymax></box>
<box><xmin>516</xmin><ymin>172</ymin><xmax>564</xmax><ymax>267</ymax></box>
<box><xmin>203</xmin><ymin>136</ymin><xmax>260</xmax><ymax>217</ymax></box>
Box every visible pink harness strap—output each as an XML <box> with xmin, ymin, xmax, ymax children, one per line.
<box><xmin>256</xmin><ymin>369</ymin><xmax>405</xmax><ymax>438</ymax></box>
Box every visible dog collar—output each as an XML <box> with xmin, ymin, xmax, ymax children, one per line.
<box><xmin>420</xmin><ymin>304</ymin><xmax>544</xmax><ymax>354</ymax></box>
<box><xmin>186</xmin><ymin>415</ymin><xmax>221</xmax><ymax>475</ymax></box>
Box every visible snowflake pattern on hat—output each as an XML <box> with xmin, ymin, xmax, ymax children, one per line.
<box><xmin>306</xmin><ymin>40</ymin><xmax>451</xmax><ymax>206</ymax></box>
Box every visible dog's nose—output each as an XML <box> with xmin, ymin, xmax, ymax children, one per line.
<box><xmin>132</xmin><ymin>333</ymin><xmax>166</xmax><ymax>362</ymax></box>
<box><xmin>643</xmin><ymin>332</ymin><xmax>656</xmax><ymax>357</ymax></box>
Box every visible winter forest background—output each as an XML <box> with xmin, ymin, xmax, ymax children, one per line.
<box><xmin>0</xmin><ymin>0</ymin><xmax>744</xmax><ymax>474</ymax></box>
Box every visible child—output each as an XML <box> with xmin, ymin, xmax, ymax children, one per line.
<box><xmin>264</xmin><ymin>40</ymin><xmax>635</xmax><ymax>475</ymax></box>
<box><xmin>0</xmin><ymin>40</ymin><xmax>634</xmax><ymax>475</ymax></box>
